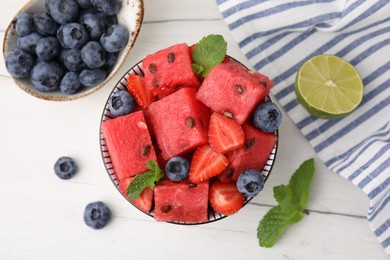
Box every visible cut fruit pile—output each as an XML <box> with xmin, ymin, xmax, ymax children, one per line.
<box><xmin>101</xmin><ymin>36</ymin><xmax>280</xmax><ymax>224</ymax></box>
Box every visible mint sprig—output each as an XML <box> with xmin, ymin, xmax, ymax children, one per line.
<box><xmin>257</xmin><ymin>158</ymin><xmax>315</xmax><ymax>247</ymax></box>
<box><xmin>191</xmin><ymin>34</ymin><xmax>227</xmax><ymax>78</ymax></box>
<box><xmin>126</xmin><ymin>160</ymin><xmax>163</xmax><ymax>200</ymax></box>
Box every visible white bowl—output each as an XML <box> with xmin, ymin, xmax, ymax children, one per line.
<box><xmin>3</xmin><ymin>0</ymin><xmax>144</xmax><ymax>101</ymax></box>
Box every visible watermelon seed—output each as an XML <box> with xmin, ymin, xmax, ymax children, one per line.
<box><xmin>244</xmin><ymin>138</ymin><xmax>256</xmax><ymax>149</ymax></box>
<box><xmin>153</xmin><ymin>78</ymin><xmax>159</xmax><ymax>88</ymax></box>
<box><xmin>167</xmin><ymin>52</ymin><xmax>175</xmax><ymax>63</ymax></box>
<box><xmin>234</xmin><ymin>84</ymin><xmax>244</xmax><ymax>95</ymax></box>
<box><xmin>161</xmin><ymin>205</ymin><xmax>172</xmax><ymax>213</ymax></box>
<box><xmin>186</xmin><ymin>116</ymin><xmax>195</xmax><ymax>128</ymax></box>
<box><xmin>188</xmin><ymin>183</ymin><xmax>197</xmax><ymax>189</ymax></box>
<box><xmin>141</xmin><ymin>144</ymin><xmax>151</xmax><ymax>157</ymax></box>
<box><xmin>259</xmin><ymin>81</ymin><xmax>268</xmax><ymax>88</ymax></box>
<box><xmin>222</xmin><ymin>110</ymin><xmax>234</xmax><ymax>119</ymax></box>
<box><xmin>148</xmin><ymin>63</ymin><xmax>156</xmax><ymax>74</ymax></box>
<box><xmin>226</xmin><ymin>168</ymin><xmax>234</xmax><ymax>178</ymax></box>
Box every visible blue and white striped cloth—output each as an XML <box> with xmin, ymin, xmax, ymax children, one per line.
<box><xmin>216</xmin><ymin>0</ymin><xmax>390</xmax><ymax>254</ymax></box>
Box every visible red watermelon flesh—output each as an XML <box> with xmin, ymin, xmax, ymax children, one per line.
<box><xmin>218</xmin><ymin>123</ymin><xmax>277</xmax><ymax>182</ymax></box>
<box><xmin>153</xmin><ymin>179</ymin><xmax>209</xmax><ymax>223</ymax></box>
<box><xmin>148</xmin><ymin>87</ymin><xmax>210</xmax><ymax>161</ymax></box>
<box><xmin>196</xmin><ymin>59</ymin><xmax>273</xmax><ymax>125</ymax></box>
<box><xmin>118</xmin><ymin>177</ymin><xmax>154</xmax><ymax>213</ymax></box>
<box><xmin>101</xmin><ymin>110</ymin><xmax>157</xmax><ymax>180</ymax></box>
<box><xmin>142</xmin><ymin>43</ymin><xmax>201</xmax><ymax>99</ymax></box>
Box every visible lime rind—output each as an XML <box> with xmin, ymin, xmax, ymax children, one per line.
<box><xmin>295</xmin><ymin>55</ymin><xmax>363</xmax><ymax>119</ymax></box>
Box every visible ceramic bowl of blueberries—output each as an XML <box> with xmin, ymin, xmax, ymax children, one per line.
<box><xmin>3</xmin><ymin>0</ymin><xmax>144</xmax><ymax>101</ymax></box>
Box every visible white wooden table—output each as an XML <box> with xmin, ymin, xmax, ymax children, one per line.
<box><xmin>0</xmin><ymin>0</ymin><xmax>388</xmax><ymax>259</ymax></box>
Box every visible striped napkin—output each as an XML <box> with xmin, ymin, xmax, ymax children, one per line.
<box><xmin>216</xmin><ymin>0</ymin><xmax>390</xmax><ymax>254</ymax></box>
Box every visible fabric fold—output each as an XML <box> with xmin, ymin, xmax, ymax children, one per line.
<box><xmin>216</xmin><ymin>0</ymin><xmax>390</xmax><ymax>255</ymax></box>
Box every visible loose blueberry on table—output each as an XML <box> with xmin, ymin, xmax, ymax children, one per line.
<box><xmin>5</xmin><ymin>0</ymin><xmax>129</xmax><ymax>95</ymax></box>
<box><xmin>83</xmin><ymin>201</ymin><xmax>111</xmax><ymax>229</ymax></box>
<box><xmin>54</xmin><ymin>156</ymin><xmax>78</xmax><ymax>180</ymax></box>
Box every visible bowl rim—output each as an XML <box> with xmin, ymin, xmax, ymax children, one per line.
<box><xmin>99</xmin><ymin>56</ymin><xmax>279</xmax><ymax>225</ymax></box>
<box><xmin>2</xmin><ymin>0</ymin><xmax>145</xmax><ymax>101</ymax></box>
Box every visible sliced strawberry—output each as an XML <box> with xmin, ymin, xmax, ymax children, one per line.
<box><xmin>209</xmin><ymin>182</ymin><xmax>245</xmax><ymax>216</ymax></box>
<box><xmin>208</xmin><ymin>112</ymin><xmax>245</xmax><ymax>154</ymax></box>
<box><xmin>118</xmin><ymin>177</ymin><xmax>154</xmax><ymax>213</ymax></box>
<box><xmin>127</xmin><ymin>74</ymin><xmax>155</xmax><ymax>109</ymax></box>
<box><xmin>188</xmin><ymin>144</ymin><xmax>229</xmax><ymax>184</ymax></box>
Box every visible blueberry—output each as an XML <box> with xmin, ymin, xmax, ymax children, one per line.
<box><xmin>81</xmin><ymin>41</ymin><xmax>106</xmax><ymax>68</ymax></box>
<box><xmin>57</xmin><ymin>48</ymin><xmax>68</xmax><ymax>64</ymax></box>
<box><xmin>79</xmin><ymin>68</ymin><xmax>106</xmax><ymax>87</ymax></box>
<box><xmin>78</xmin><ymin>8</ymin><xmax>97</xmax><ymax>20</ymax></box>
<box><xmin>91</xmin><ymin>0</ymin><xmax>120</xmax><ymax>15</ymax></box>
<box><xmin>104</xmin><ymin>51</ymin><xmax>118</xmax><ymax>70</ymax></box>
<box><xmin>47</xmin><ymin>0</ymin><xmax>79</xmax><ymax>24</ymax></box>
<box><xmin>63</xmin><ymin>48</ymin><xmax>86</xmax><ymax>71</ymax></box>
<box><xmin>60</xmin><ymin>71</ymin><xmax>82</xmax><ymax>94</ymax></box>
<box><xmin>97</xmin><ymin>12</ymin><xmax>117</xmax><ymax>27</ymax></box>
<box><xmin>13</xmin><ymin>12</ymin><xmax>33</xmax><ymax>37</ymax></box>
<box><xmin>57</xmin><ymin>23</ymin><xmax>89</xmax><ymax>49</ymax></box>
<box><xmin>80</xmin><ymin>13</ymin><xmax>106</xmax><ymax>40</ymax></box>
<box><xmin>108</xmin><ymin>90</ymin><xmax>135</xmax><ymax>117</ymax></box>
<box><xmin>17</xmin><ymin>32</ymin><xmax>42</xmax><ymax>54</ymax></box>
<box><xmin>36</xmin><ymin>37</ymin><xmax>61</xmax><ymax>61</ymax></box>
<box><xmin>45</xmin><ymin>0</ymin><xmax>54</xmax><ymax>10</ymax></box>
<box><xmin>253</xmin><ymin>102</ymin><xmax>282</xmax><ymax>133</ymax></box>
<box><xmin>100</xmin><ymin>24</ymin><xmax>129</xmax><ymax>53</ymax></box>
<box><xmin>236</xmin><ymin>169</ymin><xmax>265</xmax><ymax>197</ymax></box>
<box><xmin>5</xmin><ymin>48</ymin><xmax>35</xmax><ymax>78</ymax></box>
<box><xmin>54</xmin><ymin>156</ymin><xmax>77</xmax><ymax>179</ymax></box>
<box><xmin>33</xmin><ymin>13</ymin><xmax>58</xmax><ymax>36</ymax></box>
<box><xmin>165</xmin><ymin>156</ymin><xmax>190</xmax><ymax>181</ymax></box>
<box><xmin>31</xmin><ymin>61</ymin><xmax>64</xmax><ymax>92</ymax></box>
<box><xmin>75</xmin><ymin>0</ymin><xmax>93</xmax><ymax>9</ymax></box>
<box><xmin>83</xmin><ymin>201</ymin><xmax>111</xmax><ymax>230</ymax></box>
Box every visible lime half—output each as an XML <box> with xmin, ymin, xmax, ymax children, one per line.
<box><xmin>295</xmin><ymin>55</ymin><xmax>364</xmax><ymax>119</ymax></box>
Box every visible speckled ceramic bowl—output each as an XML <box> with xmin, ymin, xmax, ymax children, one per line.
<box><xmin>3</xmin><ymin>0</ymin><xmax>144</xmax><ymax>101</ymax></box>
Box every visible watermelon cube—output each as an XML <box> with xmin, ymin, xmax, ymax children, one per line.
<box><xmin>101</xmin><ymin>110</ymin><xmax>157</xmax><ymax>180</ymax></box>
<box><xmin>147</xmin><ymin>87</ymin><xmax>210</xmax><ymax>161</ymax></box>
<box><xmin>153</xmin><ymin>179</ymin><xmax>209</xmax><ymax>223</ymax></box>
<box><xmin>118</xmin><ymin>177</ymin><xmax>154</xmax><ymax>213</ymax></box>
<box><xmin>196</xmin><ymin>60</ymin><xmax>273</xmax><ymax>125</ymax></box>
<box><xmin>218</xmin><ymin>123</ymin><xmax>277</xmax><ymax>182</ymax></box>
<box><xmin>142</xmin><ymin>43</ymin><xmax>201</xmax><ymax>99</ymax></box>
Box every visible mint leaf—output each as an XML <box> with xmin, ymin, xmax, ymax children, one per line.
<box><xmin>257</xmin><ymin>206</ymin><xmax>303</xmax><ymax>248</ymax></box>
<box><xmin>257</xmin><ymin>158</ymin><xmax>315</xmax><ymax>247</ymax></box>
<box><xmin>191</xmin><ymin>63</ymin><xmax>204</xmax><ymax>76</ymax></box>
<box><xmin>273</xmin><ymin>184</ymin><xmax>290</xmax><ymax>204</ymax></box>
<box><xmin>288</xmin><ymin>158</ymin><xmax>315</xmax><ymax>210</ymax></box>
<box><xmin>192</xmin><ymin>34</ymin><xmax>227</xmax><ymax>77</ymax></box>
<box><xmin>126</xmin><ymin>160</ymin><xmax>163</xmax><ymax>200</ymax></box>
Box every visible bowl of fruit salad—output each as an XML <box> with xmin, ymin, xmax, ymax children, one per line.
<box><xmin>99</xmin><ymin>35</ymin><xmax>282</xmax><ymax>224</ymax></box>
<box><xmin>3</xmin><ymin>0</ymin><xmax>143</xmax><ymax>101</ymax></box>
